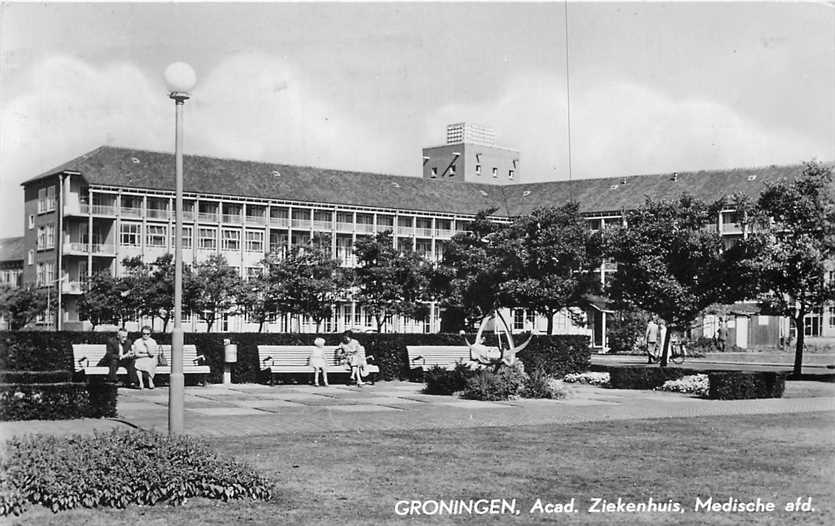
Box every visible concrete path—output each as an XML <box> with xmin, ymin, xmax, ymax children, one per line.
<box><xmin>591</xmin><ymin>352</ymin><xmax>835</xmax><ymax>375</ymax></box>
<box><xmin>3</xmin><ymin>379</ymin><xmax>833</xmax><ymax>439</ymax></box>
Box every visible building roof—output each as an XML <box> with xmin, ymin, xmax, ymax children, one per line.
<box><xmin>28</xmin><ymin>146</ymin><xmax>819</xmax><ymax>218</ymax></box>
<box><xmin>0</xmin><ymin>236</ymin><xmax>25</xmax><ymax>263</ymax></box>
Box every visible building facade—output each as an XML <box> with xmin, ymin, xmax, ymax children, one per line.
<box><xmin>11</xmin><ymin>127</ymin><xmax>832</xmax><ymax>346</ymax></box>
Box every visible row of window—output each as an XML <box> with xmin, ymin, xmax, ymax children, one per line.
<box><xmin>35</xmin><ymin>262</ymin><xmax>55</xmax><ymax>286</ymax></box>
<box><xmin>119</xmin><ymin>224</ymin><xmax>265</xmax><ymax>252</ymax></box>
<box><xmin>36</xmin><ymin>225</ymin><xmax>55</xmax><ymax>250</ymax></box>
<box><xmin>37</xmin><ymin>186</ymin><xmax>56</xmax><ymax>214</ymax></box>
<box><xmin>0</xmin><ymin>269</ymin><xmax>22</xmax><ymax>287</ymax></box>
<box><xmin>430</xmin><ymin>165</ymin><xmax>515</xmax><ymax>179</ymax></box>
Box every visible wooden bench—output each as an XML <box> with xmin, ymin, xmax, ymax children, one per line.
<box><xmin>257</xmin><ymin>345</ymin><xmax>380</xmax><ymax>384</ymax></box>
<box><xmin>72</xmin><ymin>343</ymin><xmax>210</xmax><ymax>384</ymax></box>
<box><xmin>406</xmin><ymin>346</ymin><xmax>474</xmax><ymax>371</ymax></box>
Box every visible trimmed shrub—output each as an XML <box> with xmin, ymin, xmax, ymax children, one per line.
<box><xmin>0</xmin><ymin>331</ymin><xmax>591</xmax><ymax>384</ymax></box>
<box><xmin>0</xmin><ymin>429</ymin><xmax>272</xmax><ymax>516</ymax></box>
<box><xmin>521</xmin><ymin>370</ymin><xmax>567</xmax><ymax>399</ymax></box>
<box><xmin>656</xmin><ymin>374</ymin><xmax>709</xmax><ymax>397</ymax></box>
<box><xmin>608</xmin><ymin>366</ymin><xmax>694</xmax><ymax>390</ymax></box>
<box><xmin>462</xmin><ymin>365</ymin><xmax>527</xmax><ymax>401</ymax></box>
<box><xmin>607</xmin><ymin>310</ymin><xmax>649</xmax><ymax>354</ymax></box>
<box><xmin>708</xmin><ymin>371</ymin><xmax>786</xmax><ymax>400</ymax></box>
<box><xmin>0</xmin><ymin>383</ymin><xmax>117</xmax><ymax>421</ymax></box>
<box><xmin>0</xmin><ymin>370</ymin><xmax>72</xmax><ymax>384</ymax></box>
<box><xmin>423</xmin><ymin>363</ymin><xmax>476</xmax><ymax>395</ymax></box>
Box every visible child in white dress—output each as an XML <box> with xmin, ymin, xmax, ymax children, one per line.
<box><xmin>309</xmin><ymin>337</ymin><xmax>329</xmax><ymax>387</ymax></box>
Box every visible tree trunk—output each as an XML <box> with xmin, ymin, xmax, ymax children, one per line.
<box><xmin>659</xmin><ymin>327</ymin><xmax>672</xmax><ymax>367</ymax></box>
<box><xmin>793</xmin><ymin>314</ymin><xmax>805</xmax><ymax>378</ymax></box>
<box><xmin>258</xmin><ymin>318</ymin><xmax>265</xmax><ymax>333</ymax></box>
<box><xmin>376</xmin><ymin>314</ymin><xmax>384</xmax><ymax>333</ymax></box>
<box><xmin>162</xmin><ymin>316</ymin><xmax>169</xmax><ymax>333</ymax></box>
<box><xmin>546</xmin><ymin>311</ymin><xmax>554</xmax><ymax>335</ymax></box>
<box><xmin>206</xmin><ymin>318</ymin><xmax>214</xmax><ymax>333</ymax></box>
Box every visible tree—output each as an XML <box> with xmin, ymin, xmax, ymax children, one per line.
<box><xmin>739</xmin><ymin>161</ymin><xmax>835</xmax><ymax>376</ymax></box>
<box><xmin>0</xmin><ymin>285</ymin><xmax>49</xmax><ymax>330</ymax></box>
<box><xmin>606</xmin><ymin>195</ymin><xmax>741</xmax><ymax>366</ymax></box>
<box><xmin>144</xmin><ymin>254</ymin><xmax>196</xmax><ymax>332</ymax></box>
<box><xmin>78</xmin><ymin>271</ymin><xmax>131</xmax><ymax>329</ymax></box>
<box><xmin>498</xmin><ymin>203</ymin><xmax>604</xmax><ymax>334</ymax></box>
<box><xmin>262</xmin><ymin>246</ymin><xmax>345</xmax><ymax>332</ymax></box>
<box><xmin>236</xmin><ymin>273</ymin><xmax>275</xmax><ymax>333</ymax></box>
<box><xmin>427</xmin><ymin>210</ymin><xmax>506</xmax><ymax>330</ymax></box>
<box><xmin>187</xmin><ymin>254</ymin><xmax>242</xmax><ymax>332</ymax></box>
<box><xmin>353</xmin><ymin>231</ymin><xmax>429</xmax><ymax>332</ymax></box>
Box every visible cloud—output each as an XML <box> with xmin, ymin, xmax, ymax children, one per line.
<box><xmin>0</xmin><ymin>53</ymin><xmax>404</xmax><ymax>237</ymax></box>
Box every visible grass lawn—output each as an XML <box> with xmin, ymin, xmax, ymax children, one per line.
<box><xmin>7</xmin><ymin>411</ymin><xmax>834</xmax><ymax>526</ymax></box>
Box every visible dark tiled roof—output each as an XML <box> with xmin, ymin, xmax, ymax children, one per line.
<box><xmin>29</xmin><ymin>146</ymin><xmax>506</xmax><ymax>216</ymax></box>
<box><xmin>0</xmin><ymin>236</ymin><xmax>24</xmax><ymax>263</ymax></box>
<box><xmin>29</xmin><ymin>146</ymin><xmax>820</xmax><ymax>218</ymax></box>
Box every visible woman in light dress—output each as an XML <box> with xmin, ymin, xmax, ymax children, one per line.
<box><xmin>336</xmin><ymin>330</ymin><xmax>367</xmax><ymax>386</ymax></box>
<box><xmin>309</xmin><ymin>337</ymin><xmax>329</xmax><ymax>387</ymax></box>
<box><xmin>132</xmin><ymin>325</ymin><xmax>159</xmax><ymax>390</ymax></box>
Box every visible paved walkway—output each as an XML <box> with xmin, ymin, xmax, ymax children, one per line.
<box><xmin>591</xmin><ymin>352</ymin><xmax>835</xmax><ymax>375</ymax></box>
<box><xmin>3</xmin><ymin>379</ymin><xmax>834</xmax><ymax>439</ymax></box>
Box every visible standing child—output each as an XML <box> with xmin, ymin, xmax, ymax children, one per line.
<box><xmin>309</xmin><ymin>337</ymin><xmax>329</xmax><ymax>387</ymax></box>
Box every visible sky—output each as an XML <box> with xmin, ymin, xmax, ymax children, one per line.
<box><xmin>1</xmin><ymin>1</ymin><xmax>833</xmax><ymax>239</ymax></box>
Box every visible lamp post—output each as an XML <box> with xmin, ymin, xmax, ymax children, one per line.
<box><xmin>164</xmin><ymin>62</ymin><xmax>196</xmax><ymax>435</ymax></box>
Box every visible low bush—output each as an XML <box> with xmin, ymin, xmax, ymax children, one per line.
<box><xmin>423</xmin><ymin>363</ymin><xmax>476</xmax><ymax>395</ymax></box>
<box><xmin>0</xmin><ymin>429</ymin><xmax>273</xmax><ymax>516</ymax></box>
<box><xmin>656</xmin><ymin>374</ymin><xmax>709</xmax><ymax>397</ymax></box>
<box><xmin>462</xmin><ymin>365</ymin><xmax>527</xmax><ymax>401</ymax></box>
<box><xmin>0</xmin><ymin>383</ymin><xmax>117</xmax><ymax>421</ymax></box>
<box><xmin>708</xmin><ymin>371</ymin><xmax>786</xmax><ymax>400</ymax></box>
<box><xmin>563</xmin><ymin>372</ymin><xmax>611</xmax><ymax>387</ymax></box>
<box><xmin>521</xmin><ymin>370</ymin><xmax>567</xmax><ymax>400</ymax></box>
<box><xmin>608</xmin><ymin>367</ymin><xmax>693</xmax><ymax>390</ymax></box>
<box><xmin>0</xmin><ymin>370</ymin><xmax>72</xmax><ymax>384</ymax></box>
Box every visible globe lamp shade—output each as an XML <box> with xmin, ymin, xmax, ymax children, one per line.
<box><xmin>164</xmin><ymin>62</ymin><xmax>197</xmax><ymax>94</ymax></box>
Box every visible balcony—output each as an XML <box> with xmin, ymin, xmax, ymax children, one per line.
<box><xmin>415</xmin><ymin>227</ymin><xmax>433</xmax><ymax>238</ymax></box>
<box><xmin>64</xmin><ymin>242</ymin><xmax>114</xmax><ymax>255</ymax></box>
<box><xmin>291</xmin><ymin>219</ymin><xmax>311</xmax><ymax>230</ymax></box>
<box><xmin>396</xmin><ymin>226</ymin><xmax>415</xmax><ymax>236</ymax></box>
<box><xmin>146</xmin><ymin>208</ymin><xmax>169</xmax><ymax>220</ymax></box>
<box><xmin>356</xmin><ymin>223</ymin><xmax>374</xmax><ymax>234</ymax></box>
<box><xmin>198</xmin><ymin>212</ymin><xmax>218</xmax><ymax>223</ymax></box>
<box><xmin>245</xmin><ymin>215</ymin><xmax>266</xmax><ymax>226</ymax></box>
<box><xmin>181</xmin><ymin>210</ymin><xmax>195</xmax><ymax>222</ymax></box>
<box><xmin>336</xmin><ymin>222</ymin><xmax>353</xmax><ymax>233</ymax></box>
<box><xmin>269</xmin><ymin>217</ymin><xmax>289</xmax><ymax>228</ymax></box>
<box><xmin>222</xmin><ymin>214</ymin><xmax>241</xmax><ymax>224</ymax></box>
<box><xmin>312</xmin><ymin>220</ymin><xmax>332</xmax><ymax>231</ymax></box>
<box><xmin>79</xmin><ymin>203</ymin><xmax>116</xmax><ymax>216</ymax></box>
<box><xmin>435</xmin><ymin>228</ymin><xmax>453</xmax><ymax>238</ymax></box>
<box><xmin>120</xmin><ymin>207</ymin><xmax>142</xmax><ymax>219</ymax></box>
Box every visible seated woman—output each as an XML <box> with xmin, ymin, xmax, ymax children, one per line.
<box><xmin>132</xmin><ymin>325</ymin><xmax>159</xmax><ymax>390</ymax></box>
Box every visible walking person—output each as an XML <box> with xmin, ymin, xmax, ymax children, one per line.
<box><xmin>645</xmin><ymin>317</ymin><xmax>659</xmax><ymax>363</ymax></box>
<box><xmin>715</xmin><ymin>318</ymin><xmax>728</xmax><ymax>352</ymax></box>
<box><xmin>100</xmin><ymin>327</ymin><xmax>136</xmax><ymax>386</ymax></box>
<box><xmin>309</xmin><ymin>337</ymin><xmax>329</xmax><ymax>387</ymax></box>
<box><xmin>132</xmin><ymin>325</ymin><xmax>159</xmax><ymax>389</ymax></box>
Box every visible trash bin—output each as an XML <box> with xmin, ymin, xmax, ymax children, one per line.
<box><xmin>223</xmin><ymin>339</ymin><xmax>237</xmax><ymax>384</ymax></box>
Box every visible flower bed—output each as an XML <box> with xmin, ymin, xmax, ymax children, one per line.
<box><xmin>655</xmin><ymin>374</ymin><xmax>709</xmax><ymax>397</ymax></box>
<box><xmin>563</xmin><ymin>372</ymin><xmax>611</xmax><ymax>387</ymax></box>
<box><xmin>0</xmin><ymin>430</ymin><xmax>273</xmax><ymax>517</ymax></box>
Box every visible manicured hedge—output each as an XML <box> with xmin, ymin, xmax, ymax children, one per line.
<box><xmin>708</xmin><ymin>371</ymin><xmax>786</xmax><ymax>400</ymax></box>
<box><xmin>0</xmin><ymin>382</ymin><xmax>117</xmax><ymax>421</ymax></box>
<box><xmin>0</xmin><ymin>370</ymin><xmax>72</xmax><ymax>384</ymax></box>
<box><xmin>608</xmin><ymin>366</ymin><xmax>696</xmax><ymax>390</ymax></box>
<box><xmin>0</xmin><ymin>331</ymin><xmax>591</xmax><ymax>384</ymax></box>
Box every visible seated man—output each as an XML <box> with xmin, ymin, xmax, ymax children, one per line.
<box><xmin>99</xmin><ymin>327</ymin><xmax>136</xmax><ymax>385</ymax></box>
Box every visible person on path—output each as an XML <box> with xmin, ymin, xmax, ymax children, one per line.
<box><xmin>645</xmin><ymin>318</ymin><xmax>660</xmax><ymax>363</ymax></box>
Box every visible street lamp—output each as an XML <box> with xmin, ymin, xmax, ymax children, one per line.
<box><xmin>164</xmin><ymin>61</ymin><xmax>196</xmax><ymax>435</ymax></box>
